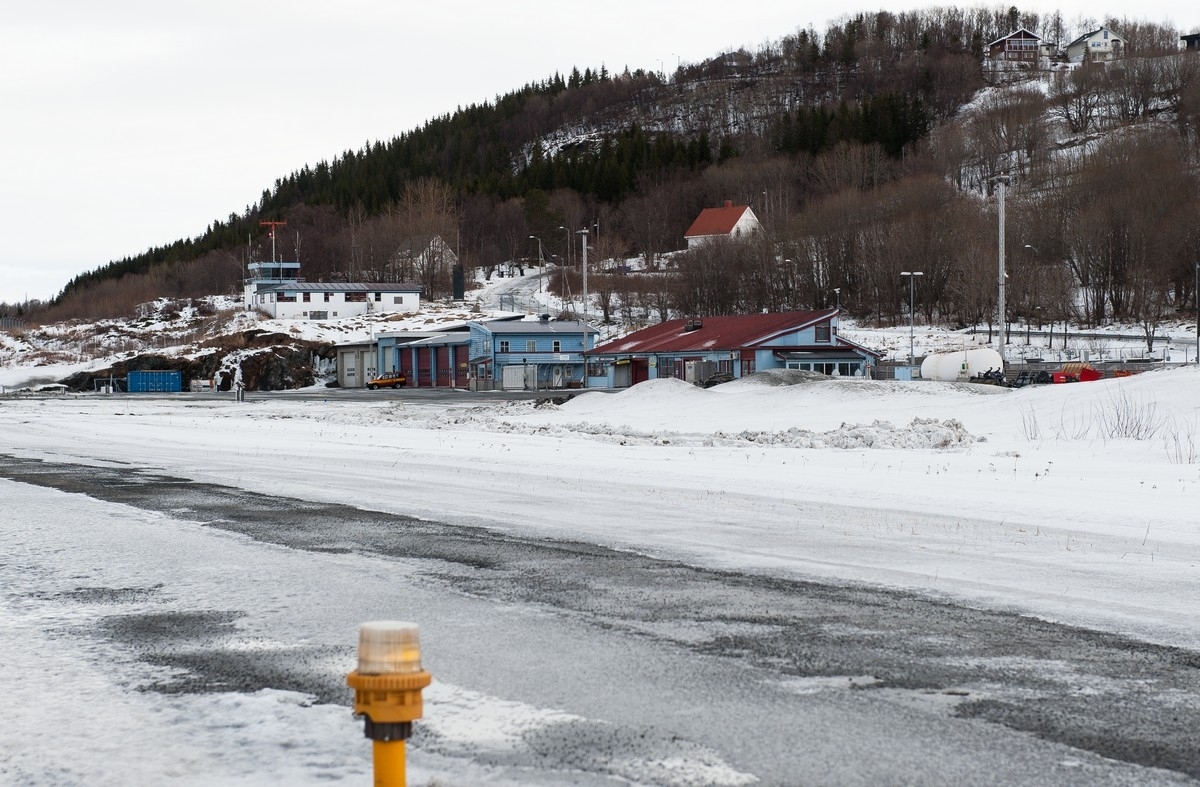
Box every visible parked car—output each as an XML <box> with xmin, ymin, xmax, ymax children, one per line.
<box><xmin>367</xmin><ymin>372</ymin><xmax>407</xmax><ymax>389</ymax></box>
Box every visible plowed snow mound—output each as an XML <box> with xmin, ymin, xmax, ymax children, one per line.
<box><xmin>720</xmin><ymin>369</ymin><xmax>1009</xmax><ymax>397</ymax></box>
<box><xmin>721</xmin><ymin>369</ymin><xmax>832</xmax><ymax>387</ymax></box>
<box><xmin>608</xmin><ymin>377</ymin><xmax>708</xmax><ymax>397</ymax></box>
<box><xmin>712</xmin><ymin>417</ymin><xmax>978</xmax><ymax>450</ymax></box>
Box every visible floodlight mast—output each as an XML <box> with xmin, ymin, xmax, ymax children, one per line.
<box><xmin>994</xmin><ymin>175</ymin><xmax>1009</xmax><ymax>369</ymax></box>
<box><xmin>900</xmin><ymin>271</ymin><xmax>923</xmax><ymax>371</ymax></box>
<box><xmin>578</xmin><ymin>229</ymin><xmax>589</xmax><ymax>320</ymax></box>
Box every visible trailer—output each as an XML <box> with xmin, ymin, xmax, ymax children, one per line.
<box><xmin>1051</xmin><ymin>363</ymin><xmax>1103</xmax><ymax>384</ymax></box>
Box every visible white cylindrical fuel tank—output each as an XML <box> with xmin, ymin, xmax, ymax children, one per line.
<box><xmin>920</xmin><ymin>348</ymin><xmax>1003</xmax><ymax>381</ymax></box>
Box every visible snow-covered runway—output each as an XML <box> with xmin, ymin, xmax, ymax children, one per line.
<box><xmin>3</xmin><ymin>369</ymin><xmax>1200</xmax><ymax>784</ymax></box>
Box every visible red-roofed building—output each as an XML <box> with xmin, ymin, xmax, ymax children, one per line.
<box><xmin>586</xmin><ymin>311</ymin><xmax>881</xmax><ymax>388</ymax></box>
<box><xmin>683</xmin><ymin>201</ymin><xmax>762</xmax><ymax>249</ymax></box>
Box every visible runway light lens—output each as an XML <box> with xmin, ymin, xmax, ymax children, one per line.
<box><xmin>357</xmin><ymin>620</ymin><xmax>423</xmax><ymax>675</ymax></box>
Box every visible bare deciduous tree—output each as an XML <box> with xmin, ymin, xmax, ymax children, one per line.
<box><xmin>1048</xmin><ymin>65</ymin><xmax>1105</xmax><ymax>134</ymax></box>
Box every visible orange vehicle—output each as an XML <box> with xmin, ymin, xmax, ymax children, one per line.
<box><xmin>366</xmin><ymin>372</ymin><xmax>407</xmax><ymax>389</ymax></box>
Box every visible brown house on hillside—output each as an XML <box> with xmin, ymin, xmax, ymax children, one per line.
<box><xmin>987</xmin><ymin>29</ymin><xmax>1043</xmax><ymax>63</ymax></box>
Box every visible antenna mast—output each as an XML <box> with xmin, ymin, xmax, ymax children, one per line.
<box><xmin>259</xmin><ymin>220</ymin><xmax>287</xmax><ymax>263</ymax></box>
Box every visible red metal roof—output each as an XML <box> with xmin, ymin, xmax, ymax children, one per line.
<box><xmin>590</xmin><ymin>311</ymin><xmax>840</xmax><ymax>355</ymax></box>
<box><xmin>684</xmin><ymin>201</ymin><xmax>751</xmax><ymax>238</ymax></box>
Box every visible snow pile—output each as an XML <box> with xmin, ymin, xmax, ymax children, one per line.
<box><xmin>283</xmin><ymin>377</ymin><xmax>982</xmax><ymax>450</ymax></box>
<box><xmin>716</xmin><ymin>417</ymin><xmax>977</xmax><ymax>450</ymax></box>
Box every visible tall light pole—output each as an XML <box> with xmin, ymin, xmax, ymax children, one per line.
<box><xmin>900</xmin><ymin>271</ymin><xmax>923</xmax><ymax>371</ymax></box>
<box><xmin>833</xmin><ymin>287</ymin><xmax>841</xmax><ymax>311</ymax></box>
<box><xmin>578</xmin><ymin>229</ymin><xmax>589</xmax><ymax>320</ymax></box>
<box><xmin>995</xmin><ymin>175</ymin><xmax>1009</xmax><ymax>369</ymax></box>
<box><xmin>529</xmin><ymin>235</ymin><xmax>545</xmax><ymax>294</ymax></box>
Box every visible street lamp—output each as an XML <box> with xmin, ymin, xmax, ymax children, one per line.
<box><xmin>833</xmin><ymin>287</ymin><xmax>841</xmax><ymax>311</ymax></box>
<box><xmin>900</xmin><ymin>271</ymin><xmax>923</xmax><ymax>372</ymax></box>
<box><xmin>557</xmin><ymin>226</ymin><xmax>572</xmax><ymax>267</ymax></box>
<box><xmin>1023</xmin><ymin>245</ymin><xmax>1039</xmax><ymax>348</ymax></box>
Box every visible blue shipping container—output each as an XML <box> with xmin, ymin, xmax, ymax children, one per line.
<box><xmin>128</xmin><ymin>370</ymin><xmax>182</xmax><ymax>393</ymax></box>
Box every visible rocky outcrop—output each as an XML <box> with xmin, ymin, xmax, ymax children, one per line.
<box><xmin>59</xmin><ymin>335</ymin><xmax>323</xmax><ymax>392</ymax></box>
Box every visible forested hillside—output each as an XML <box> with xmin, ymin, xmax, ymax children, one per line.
<box><xmin>21</xmin><ymin>6</ymin><xmax>1200</xmax><ymax>340</ymax></box>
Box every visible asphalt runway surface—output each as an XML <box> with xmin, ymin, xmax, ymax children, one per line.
<box><xmin>3</xmin><ymin>454</ymin><xmax>1198</xmax><ymax>785</ymax></box>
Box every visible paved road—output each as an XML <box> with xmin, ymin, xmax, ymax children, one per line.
<box><xmin>4</xmin><ymin>455</ymin><xmax>1200</xmax><ymax>784</ymax></box>
<box><xmin>474</xmin><ymin>265</ymin><xmax>550</xmax><ymax>314</ymax></box>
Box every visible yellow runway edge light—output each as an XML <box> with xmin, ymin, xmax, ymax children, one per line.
<box><xmin>347</xmin><ymin>621</ymin><xmax>432</xmax><ymax>787</ymax></box>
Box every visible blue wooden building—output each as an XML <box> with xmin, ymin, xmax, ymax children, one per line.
<box><xmin>469</xmin><ymin>316</ymin><xmax>598</xmax><ymax>390</ymax></box>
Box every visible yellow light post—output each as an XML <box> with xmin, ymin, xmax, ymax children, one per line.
<box><xmin>346</xmin><ymin>621</ymin><xmax>432</xmax><ymax>787</ymax></box>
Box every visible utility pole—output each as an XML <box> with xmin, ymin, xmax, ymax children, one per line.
<box><xmin>530</xmin><ymin>236</ymin><xmax>545</xmax><ymax>294</ymax></box>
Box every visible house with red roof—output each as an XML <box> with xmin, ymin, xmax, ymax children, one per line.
<box><xmin>586</xmin><ymin>310</ymin><xmax>881</xmax><ymax>388</ymax></box>
<box><xmin>683</xmin><ymin>201</ymin><xmax>762</xmax><ymax>249</ymax></box>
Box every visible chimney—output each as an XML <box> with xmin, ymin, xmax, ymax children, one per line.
<box><xmin>724</xmin><ymin>200</ymin><xmax>733</xmax><ymax>208</ymax></box>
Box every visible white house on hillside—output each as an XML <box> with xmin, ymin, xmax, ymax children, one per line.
<box><xmin>243</xmin><ymin>258</ymin><xmax>422</xmax><ymax>319</ymax></box>
<box><xmin>249</xmin><ymin>281</ymin><xmax>423</xmax><ymax>320</ymax></box>
<box><xmin>389</xmin><ymin>235</ymin><xmax>457</xmax><ymax>279</ymax></box>
<box><xmin>683</xmin><ymin>201</ymin><xmax>762</xmax><ymax>249</ymax></box>
<box><xmin>1066</xmin><ymin>27</ymin><xmax>1125</xmax><ymax>63</ymax></box>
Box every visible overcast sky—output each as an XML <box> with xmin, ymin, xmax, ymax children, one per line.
<box><xmin>2</xmin><ymin>1</ymin><xmax>1198</xmax><ymax>305</ymax></box>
